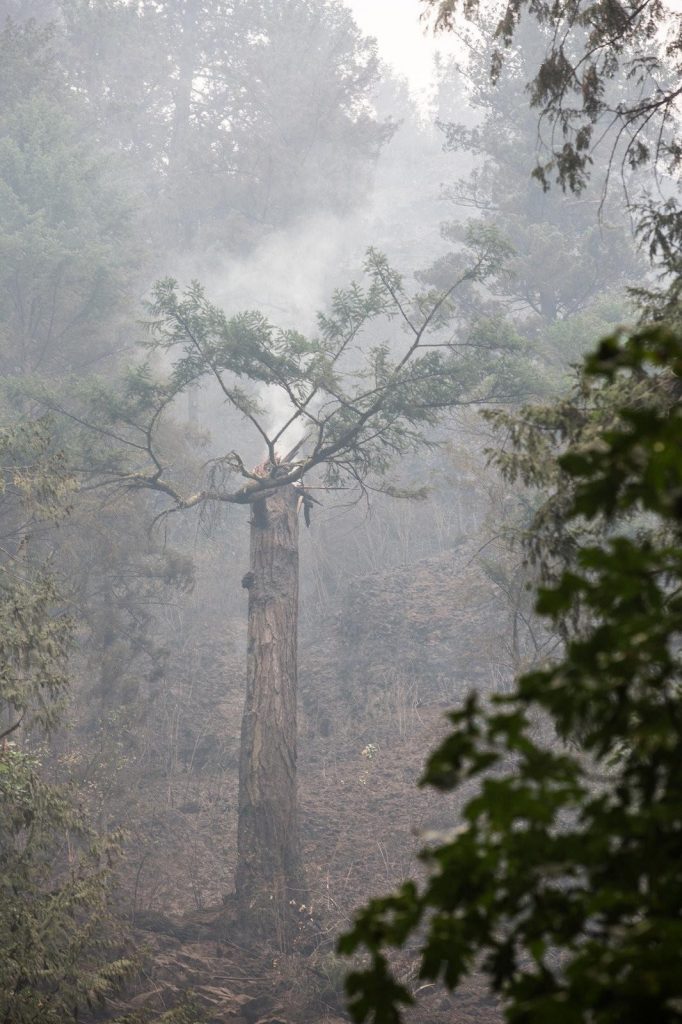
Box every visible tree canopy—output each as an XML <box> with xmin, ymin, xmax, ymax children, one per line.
<box><xmin>428</xmin><ymin>24</ymin><xmax>644</xmax><ymax>385</ymax></box>
<box><xmin>0</xmin><ymin>21</ymin><xmax>137</xmax><ymax>378</ymax></box>
<box><xmin>340</xmin><ymin>323</ymin><xmax>682</xmax><ymax>1023</ymax></box>
<box><xmin>421</xmin><ymin>0</ymin><xmax>682</xmax><ymax>324</ymax></box>
<box><xmin>85</xmin><ymin>239</ymin><xmax>525</xmax><ymax>517</ymax></box>
<box><xmin>422</xmin><ymin>0</ymin><xmax>681</xmax><ymax>190</ymax></box>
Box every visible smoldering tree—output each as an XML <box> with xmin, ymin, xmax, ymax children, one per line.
<box><xmin>89</xmin><ymin>239</ymin><xmax>521</xmax><ymax>946</ymax></box>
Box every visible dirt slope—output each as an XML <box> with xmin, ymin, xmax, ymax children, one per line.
<box><xmin>100</xmin><ymin>544</ymin><xmax>511</xmax><ymax>1023</ymax></box>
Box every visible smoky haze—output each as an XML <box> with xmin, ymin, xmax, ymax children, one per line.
<box><xmin>0</xmin><ymin>0</ymin><xmax>664</xmax><ymax>1021</ymax></box>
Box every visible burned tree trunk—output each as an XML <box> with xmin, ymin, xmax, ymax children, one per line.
<box><xmin>235</xmin><ymin>482</ymin><xmax>305</xmax><ymax>947</ymax></box>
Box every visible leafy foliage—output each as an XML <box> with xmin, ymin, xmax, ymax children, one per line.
<box><xmin>0</xmin><ymin>418</ymin><xmax>75</xmax><ymax>735</ymax></box>
<box><xmin>422</xmin><ymin>0</ymin><xmax>682</xmax><ymax>325</ymax></box>
<box><xmin>484</xmin><ymin>320</ymin><xmax>681</xmax><ymax>624</ymax></box>
<box><xmin>0</xmin><ymin>746</ymin><xmax>132</xmax><ymax>1024</ymax></box>
<box><xmin>0</xmin><ymin>420</ymin><xmax>135</xmax><ymax>1023</ymax></box>
<box><xmin>430</xmin><ymin>21</ymin><xmax>643</xmax><ymax>384</ymax></box>
<box><xmin>339</xmin><ymin>324</ymin><xmax>682</xmax><ymax>1024</ymax></box>
<box><xmin>423</xmin><ymin>0</ymin><xmax>681</xmax><ymax>187</ymax></box>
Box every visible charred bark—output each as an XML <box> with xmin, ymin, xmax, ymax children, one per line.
<box><xmin>235</xmin><ymin>483</ymin><xmax>305</xmax><ymax>947</ymax></box>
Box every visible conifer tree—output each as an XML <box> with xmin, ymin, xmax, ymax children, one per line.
<box><xmin>88</xmin><ymin>238</ymin><xmax>525</xmax><ymax>945</ymax></box>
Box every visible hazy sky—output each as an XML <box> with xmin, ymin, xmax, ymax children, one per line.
<box><xmin>345</xmin><ymin>0</ymin><xmax>459</xmax><ymax>101</ymax></box>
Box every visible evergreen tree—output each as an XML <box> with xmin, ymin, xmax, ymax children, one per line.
<box><xmin>0</xmin><ymin>16</ymin><xmax>192</xmax><ymax>897</ymax></box>
<box><xmin>0</xmin><ymin>20</ymin><xmax>138</xmax><ymax>379</ymax></box>
<box><xmin>422</xmin><ymin>0</ymin><xmax>682</xmax><ymax>326</ymax></box>
<box><xmin>429</xmin><ymin>23</ymin><xmax>644</xmax><ymax>382</ymax></box>
<box><xmin>77</xmin><ymin>236</ymin><xmax>525</xmax><ymax>946</ymax></box>
<box><xmin>40</xmin><ymin>0</ymin><xmax>391</xmax><ymax>254</ymax></box>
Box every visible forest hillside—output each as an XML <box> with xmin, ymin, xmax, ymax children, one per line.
<box><xmin>1</xmin><ymin>1</ymin><xmax>680</xmax><ymax>1023</ymax></box>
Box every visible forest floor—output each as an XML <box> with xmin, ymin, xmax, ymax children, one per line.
<box><xmin>92</xmin><ymin>544</ymin><xmax>513</xmax><ymax>1023</ymax></box>
<box><xmin>106</xmin><ymin>708</ymin><xmax>502</xmax><ymax>1023</ymax></box>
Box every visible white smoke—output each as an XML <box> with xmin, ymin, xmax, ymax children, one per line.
<box><xmin>170</xmin><ymin>212</ymin><xmax>369</xmax><ymax>460</ymax></box>
<box><xmin>182</xmin><ymin>212</ymin><xmax>368</xmax><ymax>331</ymax></box>
<box><xmin>163</xmin><ymin>110</ymin><xmax>460</xmax><ymax>461</ymax></box>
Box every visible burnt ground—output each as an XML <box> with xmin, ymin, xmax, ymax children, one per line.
<box><xmin>87</xmin><ymin>543</ymin><xmax>516</xmax><ymax>1023</ymax></box>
